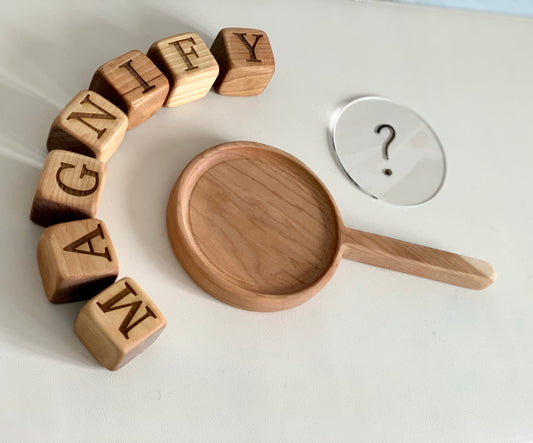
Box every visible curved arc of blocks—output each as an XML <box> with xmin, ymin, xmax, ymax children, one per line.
<box><xmin>29</xmin><ymin>28</ymin><xmax>275</xmax><ymax>371</ymax></box>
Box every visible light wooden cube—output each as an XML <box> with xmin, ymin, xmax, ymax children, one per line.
<box><xmin>37</xmin><ymin>219</ymin><xmax>119</xmax><ymax>303</ymax></box>
<box><xmin>47</xmin><ymin>90</ymin><xmax>128</xmax><ymax>162</ymax></box>
<box><xmin>210</xmin><ymin>28</ymin><xmax>275</xmax><ymax>96</ymax></box>
<box><xmin>74</xmin><ymin>277</ymin><xmax>166</xmax><ymax>371</ymax></box>
<box><xmin>147</xmin><ymin>32</ymin><xmax>219</xmax><ymax>107</ymax></box>
<box><xmin>89</xmin><ymin>50</ymin><xmax>170</xmax><ymax>129</ymax></box>
<box><xmin>30</xmin><ymin>150</ymin><xmax>106</xmax><ymax>227</ymax></box>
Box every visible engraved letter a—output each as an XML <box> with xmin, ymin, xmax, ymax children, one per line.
<box><xmin>63</xmin><ymin>223</ymin><xmax>111</xmax><ymax>261</ymax></box>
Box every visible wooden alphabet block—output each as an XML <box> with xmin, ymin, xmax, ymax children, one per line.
<box><xmin>89</xmin><ymin>50</ymin><xmax>170</xmax><ymax>129</ymax></box>
<box><xmin>30</xmin><ymin>150</ymin><xmax>106</xmax><ymax>227</ymax></box>
<box><xmin>74</xmin><ymin>277</ymin><xmax>166</xmax><ymax>370</ymax></box>
<box><xmin>210</xmin><ymin>28</ymin><xmax>275</xmax><ymax>96</ymax></box>
<box><xmin>47</xmin><ymin>90</ymin><xmax>128</xmax><ymax>162</ymax></box>
<box><xmin>147</xmin><ymin>33</ymin><xmax>219</xmax><ymax>107</ymax></box>
<box><xmin>37</xmin><ymin>219</ymin><xmax>119</xmax><ymax>303</ymax></box>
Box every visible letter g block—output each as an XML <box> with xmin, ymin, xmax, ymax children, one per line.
<box><xmin>147</xmin><ymin>32</ymin><xmax>219</xmax><ymax>107</ymax></box>
<box><xmin>30</xmin><ymin>150</ymin><xmax>106</xmax><ymax>227</ymax></box>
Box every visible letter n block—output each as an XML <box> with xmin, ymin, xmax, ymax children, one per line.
<box><xmin>147</xmin><ymin>33</ymin><xmax>219</xmax><ymax>107</ymax></box>
<box><xmin>210</xmin><ymin>28</ymin><xmax>275</xmax><ymax>96</ymax></box>
<box><xmin>74</xmin><ymin>278</ymin><xmax>166</xmax><ymax>370</ymax></box>
<box><xmin>47</xmin><ymin>90</ymin><xmax>128</xmax><ymax>162</ymax></box>
<box><xmin>30</xmin><ymin>150</ymin><xmax>106</xmax><ymax>227</ymax></box>
<box><xmin>37</xmin><ymin>218</ymin><xmax>119</xmax><ymax>303</ymax></box>
<box><xmin>89</xmin><ymin>50</ymin><xmax>170</xmax><ymax>129</ymax></box>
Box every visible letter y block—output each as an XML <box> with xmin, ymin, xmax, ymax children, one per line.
<box><xmin>210</xmin><ymin>28</ymin><xmax>275</xmax><ymax>96</ymax></box>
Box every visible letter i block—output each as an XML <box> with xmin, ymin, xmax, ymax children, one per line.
<box><xmin>210</xmin><ymin>28</ymin><xmax>275</xmax><ymax>96</ymax></box>
<box><xmin>30</xmin><ymin>150</ymin><xmax>106</xmax><ymax>227</ymax></box>
<box><xmin>47</xmin><ymin>90</ymin><xmax>128</xmax><ymax>162</ymax></box>
<box><xmin>89</xmin><ymin>50</ymin><xmax>170</xmax><ymax>129</ymax></box>
<box><xmin>147</xmin><ymin>33</ymin><xmax>219</xmax><ymax>107</ymax></box>
<box><xmin>37</xmin><ymin>219</ymin><xmax>119</xmax><ymax>303</ymax></box>
<box><xmin>74</xmin><ymin>278</ymin><xmax>166</xmax><ymax>370</ymax></box>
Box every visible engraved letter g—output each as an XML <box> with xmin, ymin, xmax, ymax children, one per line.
<box><xmin>56</xmin><ymin>162</ymin><xmax>99</xmax><ymax>197</ymax></box>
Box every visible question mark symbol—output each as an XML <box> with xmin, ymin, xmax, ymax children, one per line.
<box><xmin>375</xmin><ymin>124</ymin><xmax>396</xmax><ymax>176</ymax></box>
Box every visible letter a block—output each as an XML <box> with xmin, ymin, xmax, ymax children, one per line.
<box><xmin>147</xmin><ymin>33</ymin><xmax>219</xmax><ymax>107</ymax></box>
<box><xmin>89</xmin><ymin>50</ymin><xmax>170</xmax><ymax>129</ymax></box>
<box><xmin>74</xmin><ymin>277</ymin><xmax>166</xmax><ymax>370</ymax></box>
<box><xmin>47</xmin><ymin>90</ymin><xmax>128</xmax><ymax>162</ymax></box>
<box><xmin>30</xmin><ymin>150</ymin><xmax>106</xmax><ymax>227</ymax></box>
<box><xmin>210</xmin><ymin>28</ymin><xmax>275</xmax><ymax>96</ymax></box>
<box><xmin>37</xmin><ymin>218</ymin><xmax>119</xmax><ymax>303</ymax></box>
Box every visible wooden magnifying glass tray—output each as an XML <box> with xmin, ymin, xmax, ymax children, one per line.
<box><xmin>167</xmin><ymin>141</ymin><xmax>495</xmax><ymax>312</ymax></box>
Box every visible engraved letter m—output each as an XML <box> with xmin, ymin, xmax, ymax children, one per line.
<box><xmin>97</xmin><ymin>282</ymin><xmax>157</xmax><ymax>339</ymax></box>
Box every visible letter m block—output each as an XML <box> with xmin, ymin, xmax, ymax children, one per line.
<box><xmin>75</xmin><ymin>278</ymin><xmax>166</xmax><ymax>370</ymax></box>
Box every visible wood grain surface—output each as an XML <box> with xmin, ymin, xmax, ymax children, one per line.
<box><xmin>37</xmin><ymin>218</ymin><xmax>118</xmax><ymax>303</ymax></box>
<box><xmin>342</xmin><ymin>228</ymin><xmax>496</xmax><ymax>290</ymax></box>
<box><xmin>147</xmin><ymin>33</ymin><xmax>219</xmax><ymax>107</ymax></box>
<box><xmin>74</xmin><ymin>277</ymin><xmax>166</xmax><ymax>371</ymax></box>
<box><xmin>167</xmin><ymin>141</ymin><xmax>496</xmax><ymax>312</ymax></box>
<box><xmin>89</xmin><ymin>50</ymin><xmax>169</xmax><ymax>129</ymax></box>
<box><xmin>30</xmin><ymin>150</ymin><xmax>107</xmax><ymax>227</ymax></box>
<box><xmin>211</xmin><ymin>28</ymin><xmax>275</xmax><ymax>96</ymax></box>
<box><xmin>46</xmin><ymin>90</ymin><xmax>127</xmax><ymax>162</ymax></box>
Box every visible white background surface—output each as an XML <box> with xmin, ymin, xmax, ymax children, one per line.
<box><xmin>1</xmin><ymin>1</ymin><xmax>532</xmax><ymax>441</ymax></box>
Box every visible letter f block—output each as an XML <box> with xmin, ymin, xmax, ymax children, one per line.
<box><xmin>210</xmin><ymin>28</ymin><xmax>275</xmax><ymax>96</ymax></box>
<box><xmin>47</xmin><ymin>90</ymin><xmax>128</xmax><ymax>163</ymax></box>
<box><xmin>30</xmin><ymin>150</ymin><xmax>106</xmax><ymax>227</ymax></box>
<box><xmin>75</xmin><ymin>278</ymin><xmax>166</xmax><ymax>371</ymax></box>
<box><xmin>147</xmin><ymin>33</ymin><xmax>219</xmax><ymax>107</ymax></box>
